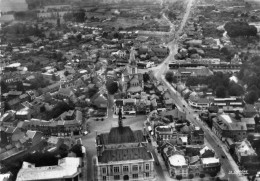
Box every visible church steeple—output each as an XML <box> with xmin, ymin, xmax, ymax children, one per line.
<box><xmin>129</xmin><ymin>47</ymin><xmax>137</xmax><ymax>65</ymax></box>
<box><xmin>128</xmin><ymin>47</ymin><xmax>137</xmax><ymax>74</ymax></box>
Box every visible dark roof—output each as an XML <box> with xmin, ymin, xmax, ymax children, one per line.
<box><xmin>99</xmin><ymin>126</ymin><xmax>145</xmax><ymax>144</ymax></box>
<box><xmin>98</xmin><ymin>147</ymin><xmax>152</xmax><ymax>163</ymax></box>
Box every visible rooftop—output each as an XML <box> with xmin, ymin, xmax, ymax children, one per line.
<box><xmin>99</xmin><ymin>126</ymin><xmax>145</xmax><ymax>145</ymax></box>
<box><xmin>201</xmin><ymin>157</ymin><xmax>219</xmax><ymax>165</ymax></box>
<box><xmin>200</xmin><ymin>146</ymin><xmax>214</xmax><ymax>155</ymax></box>
<box><xmin>236</xmin><ymin>140</ymin><xmax>257</xmax><ymax>156</ymax></box>
<box><xmin>169</xmin><ymin>154</ymin><xmax>187</xmax><ymax>167</ymax></box>
<box><xmin>220</xmin><ymin>114</ymin><xmax>233</xmax><ymax>123</ymax></box>
<box><xmin>155</xmin><ymin>126</ymin><xmax>173</xmax><ymax>133</ymax></box>
<box><xmin>16</xmin><ymin>157</ymin><xmax>81</xmax><ymax>181</ymax></box>
<box><xmin>98</xmin><ymin>147</ymin><xmax>153</xmax><ymax>163</ymax></box>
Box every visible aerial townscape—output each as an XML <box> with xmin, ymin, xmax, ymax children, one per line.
<box><xmin>1</xmin><ymin>0</ymin><xmax>260</xmax><ymax>181</ymax></box>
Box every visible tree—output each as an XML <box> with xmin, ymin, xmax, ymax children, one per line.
<box><xmin>106</xmin><ymin>81</ymin><xmax>119</xmax><ymax>95</ymax></box>
<box><xmin>76</xmin><ymin>33</ymin><xmax>82</xmax><ymax>41</ymax></box>
<box><xmin>186</xmin><ymin>77</ymin><xmax>200</xmax><ymax>87</ymax></box>
<box><xmin>113</xmin><ymin>32</ymin><xmax>119</xmax><ymax>39</ymax></box>
<box><xmin>74</xmin><ymin>9</ymin><xmax>86</xmax><ymax>22</ymax></box>
<box><xmin>210</xmin><ymin>172</ymin><xmax>218</xmax><ymax>177</ymax></box>
<box><xmin>228</xmin><ymin>83</ymin><xmax>244</xmax><ymax>96</ymax></box>
<box><xmin>216</xmin><ymin>86</ymin><xmax>226</xmax><ymax>98</ymax></box>
<box><xmin>52</xmin><ymin>74</ymin><xmax>57</xmax><ymax>81</ymax></box>
<box><xmin>57</xmin><ymin>17</ymin><xmax>60</xmax><ymax>27</ymax></box>
<box><xmin>58</xmin><ymin>144</ymin><xmax>69</xmax><ymax>158</ymax></box>
<box><xmin>176</xmin><ymin>175</ymin><xmax>182</xmax><ymax>180</ymax></box>
<box><xmin>40</xmin><ymin>106</ymin><xmax>46</xmax><ymax>113</ymax></box>
<box><xmin>64</xmin><ymin>71</ymin><xmax>69</xmax><ymax>77</ymax></box>
<box><xmin>16</xmin><ymin>81</ymin><xmax>25</xmax><ymax>92</ymax></box>
<box><xmin>188</xmin><ymin>174</ymin><xmax>194</xmax><ymax>179</ymax></box>
<box><xmin>70</xmin><ymin>144</ymin><xmax>83</xmax><ymax>157</ymax></box>
<box><xmin>102</xmin><ymin>32</ymin><xmax>109</xmax><ymax>38</ymax></box>
<box><xmin>165</xmin><ymin>71</ymin><xmax>174</xmax><ymax>83</ymax></box>
<box><xmin>46</xmin><ymin>101</ymin><xmax>74</xmax><ymax>119</ymax></box>
<box><xmin>245</xmin><ymin>91</ymin><xmax>259</xmax><ymax>104</ymax></box>
<box><xmin>143</xmin><ymin>72</ymin><xmax>150</xmax><ymax>83</ymax></box>
<box><xmin>200</xmin><ymin>173</ymin><xmax>205</xmax><ymax>178</ymax></box>
<box><xmin>224</xmin><ymin>21</ymin><xmax>257</xmax><ymax>37</ymax></box>
<box><xmin>1</xmin><ymin>80</ymin><xmax>9</xmax><ymax>93</ymax></box>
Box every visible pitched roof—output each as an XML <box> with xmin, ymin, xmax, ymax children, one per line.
<box><xmin>189</xmin><ymin>155</ymin><xmax>200</xmax><ymax>165</ymax></box>
<box><xmin>127</xmin><ymin>86</ymin><xmax>143</xmax><ymax>93</ymax></box>
<box><xmin>98</xmin><ymin>147</ymin><xmax>153</xmax><ymax>163</ymax></box>
<box><xmin>26</xmin><ymin>130</ymin><xmax>40</xmax><ymax>139</ymax></box>
<box><xmin>241</xmin><ymin>117</ymin><xmax>255</xmax><ymax>125</ymax></box>
<box><xmin>99</xmin><ymin>126</ymin><xmax>145</xmax><ymax>145</ymax></box>
<box><xmin>236</xmin><ymin>140</ymin><xmax>257</xmax><ymax>156</ymax></box>
<box><xmin>58</xmin><ymin>88</ymin><xmax>73</xmax><ymax>97</ymax></box>
<box><xmin>5</xmin><ymin>127</ymin><xmax>17</xmax><ymax>134</ymax></box>
<box><xmin>199</xmin><ymin>146</ymin><xmax>214</xmax><ymax>155</ymax></box>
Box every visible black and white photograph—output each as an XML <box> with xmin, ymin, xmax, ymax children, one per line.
<box><xmin>1</xmin><ymin>0</ymin><xmax>260</xmax><ymax>180</ymax></box>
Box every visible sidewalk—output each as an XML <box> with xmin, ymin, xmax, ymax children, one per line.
<box><xmin>156</xmin><ymin>151</ymin><xmax>172</xmax><ymax>181</ymax></box>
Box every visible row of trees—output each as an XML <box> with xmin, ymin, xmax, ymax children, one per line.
<box><xmin>185</xmin><ymin>72</ymin><xmax>244</xmax><ymax>98</ymax></box>
<box><xmin>224</xmin><ymin>21</ymin><xmax>257</xmax><ymax>38</ymax></box>
<box><xmin>44</xmin><ymin>100</ymin><xmax>75</xmax><ymax>120</ymax></box>
<box><xmin>63</xmin><ymin>9</ymin><xmax>86</xmax><ymax>22</ymax></box>
<box><xmin>165</xmin><ymin>71</ymin><xmax>177</xmax><ymax>84</ymax></box>
<box><xmin>165</xmin><ymin>71</ymin><xmax>245</xmax><ymax>99</ymax></box>
<box><xmin>238</xmin><ymin>55</ymin><xmax>260</xmax><ymax>104</ymax></box>
<box><xmin>2</xmin><ymin>23</ymin><xmax>44</xmax><ymax>38</ymax></box>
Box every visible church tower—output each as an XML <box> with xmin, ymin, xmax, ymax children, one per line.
<box><xmin>127</xmin><ymin>47</ymin><xmax>138</xmax><ymax>75</ymax></box>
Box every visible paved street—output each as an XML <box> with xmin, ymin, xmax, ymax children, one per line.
<box><xmin>160</xmin><ymin>77</ymin><xmax>247</xmax><ymax>181</ymax></box>
<box><xmin>151</xmin><ymin>0</ymin><xmax>248</xmax><ymax>180</ymax></box>
<box><xmin>152</xmin><ymin>0</ymin><xmax>194</xmax><ymax>79</ymax></box>
<box><xmin>83</xmin><ymin>0</ymin><xmax>247</xmax><ymax>180</ymax></box>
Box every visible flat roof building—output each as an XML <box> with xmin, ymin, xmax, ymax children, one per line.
<box><xmin>16</xmin><ymin>157</ymin><xmax>82</xmax><ymax>181</ymax></box>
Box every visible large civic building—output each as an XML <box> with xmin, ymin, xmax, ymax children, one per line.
<box><xmin>95</xmin><ymin>121</ymin><xmax>155</xmax><ymax>181</ymax></box>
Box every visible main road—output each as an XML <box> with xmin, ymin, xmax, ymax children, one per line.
<box><xmin>152</xmin><ymin>0</ymin><xmax>247</xmax><ymax>180</ymax></box>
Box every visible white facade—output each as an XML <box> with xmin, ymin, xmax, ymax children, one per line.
<box><xmin>96</xmin><ymin>159</ymin><xmax>155</xmax><ymax>181</ymax></box>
